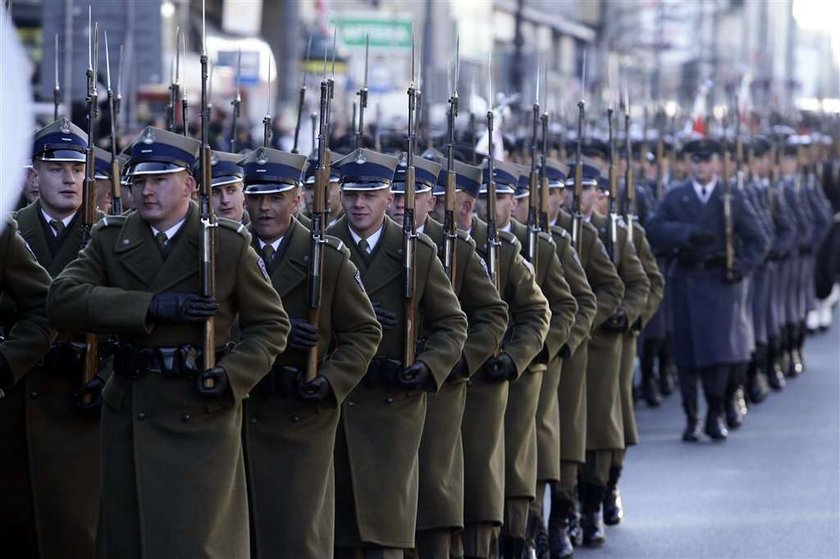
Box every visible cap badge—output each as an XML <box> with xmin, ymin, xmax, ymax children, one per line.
<box><xmin>141</xmin><ymin>128</ymin><xmax>156</xmax><ymax>144</ymax></box>
<box><xmin>256</xmin><ymin>148</ymin><xmax>268</xmax><ymax>166</ymax></box>
<box><xmin>59</xmin><ymin>118</ymin><xmax>71</xmax><ymax>134</ymax></box>
<box><xmin>354</xmin><ymin>151</ymin><xmax>367</xmax><ymax>164</ymax></box>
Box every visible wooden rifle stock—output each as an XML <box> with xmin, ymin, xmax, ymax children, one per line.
<box><xmin>722</xmin><ymin>151</ymin><xmax>735</xmax><ymax>282</ymax></box>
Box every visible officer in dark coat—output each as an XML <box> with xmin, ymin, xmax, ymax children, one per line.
<box><xmin>326</xmin><ymin>148</ymin><xmax>467</xmax><ymax>559</ymax></box>
<box><xmin>647</xmin><ymin>138</ymin><xmax>769</xmax><ymax>442</ymax></box>
<box><xmin>239</xmin><ymin>147</ymin><xmax>382</xmax><ymax>558</ymax></box>
<box><xmin>0</xmin><ymin>218</ymin><xmax>55</xmax><ymax>558</ymax></box>
<box><xmin>48</xmin><ymin>126</ymin><xmax>290</xmax><ymax>558</ymax></box>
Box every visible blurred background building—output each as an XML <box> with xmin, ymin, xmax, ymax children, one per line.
<box><xmin>9</xmin><ymin>0</ymin><xmax>840</xmax><ymax>149</ymax></box>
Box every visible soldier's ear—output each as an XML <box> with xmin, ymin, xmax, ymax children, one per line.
<box><xmin>183</xmin><ymin>173</ymin><xmax>197</xmax><ymax>195</ymax></box>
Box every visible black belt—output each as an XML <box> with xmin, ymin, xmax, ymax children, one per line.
<box><xmin>363</xmin><ymin>357</ymin><xmax>403</xmax><ymax>389</ymax></box>
<box><xmin>39</xmin><ymin>341</ymin><xmax>88</xmax><ymax>376</ymax></box>
<box><xmin>251</xmin><ymin>364</ymin><xmax>301</xmax><ymax>398</ymax></box>
<box><xmin>112</xmin><ymin>343</ymin><xmax>230</xmax><ymax>379</ymax></box>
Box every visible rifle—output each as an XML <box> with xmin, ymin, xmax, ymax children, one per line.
<box><xmin>179</xmin><ymin>30</ymin><xmax>189</xmax><ymax>137</ymax></box>
<box><xmin>292</xmin><ymin>35</ymin><xmax>313</xmax><ymax>154</ymax></box>
<box><xmin>606</xmin><ymin>106</ymin><xmax>620</xmax><ymax>263</ymax></box>
<box><xmin>442</xmin><ymin>36</ymin><xmax>459</xmax><ymax>284</ymax></box>
<box><xmin>403</xmin><ymin>36</ymin><xmax>419</xmax><ymax>368</ymax></box>
<box><xmin>305</xmin><ymin>46</ymin><xmax>334</xmax><ymax>381</ymax></box>
<box><xmin>538</xmin><ymin>73</ymin><xmax>550</xmax><ymax>231</ymax></box>
<box><xmin>722</xmin><ymin>147</ymin><xmax>736</xmax><ymax>283</ymax></box>
<box><xmin>310</xmin><ymin>111</ymin><xmax>317</xmax><ymax>155</ymax></box>
<box><xmin>80</xmin><ymin>11</ymin><xmax>99</xmax><ymax>402</ymax></box>
<box><xmin>198</xmin><ymin>1</ymin><xmax>219</xmax><ymax>384</ymax></box>
<box><xmin>53</xmin><ymin>34</ymin><xmax>61</xmax><ymax>121</ymax></box>
<box><xmin>355</xmin><ymin>34</ymin><xmax>369</xmax><ymax>150</ymax></box>
<box><xmin>624</xmin><ymin>91</ymin><xmax>635</xmax><ymax>245</ymax></box>
<box><xmin>485</xmin><ymin>53</ymin><xmax>501</xmax><ymax>295</ymax></box>
<box><xmin>571</xmin><ymin>55</ymin><xmax>586</xmax><ymax>253</ymax></box>
<box><xmin>263</xmin><ymin>62</ymin><xmax>273</xmax><ymax>147</ymax></box>
<box><xmin>655</xmin><ymin>108</ymin><xmax>665</xmax><ymax>199</ymax></box>
<box><xmin>230</xmin><ymin>49</ymin><xmax>242</xmax><ymax>152</ymax></box>
<box><xmin>734</xmin><ymin>95</ymin><xmax>745</xmax><ymax>192</ymax></box>
<box><xmin>104</xmin><ymin>31</ymin><xmax>122</xmax><ymax>214</ymax></box>
<box><xmin>526</xmin><ymin>61</ymin><xmax>541</xmax><ymax>268</ymax></box>
<box><xmin>167</xmin><ymin>27</ymin><xmax>181</xmax><ymax>133</ymax></box>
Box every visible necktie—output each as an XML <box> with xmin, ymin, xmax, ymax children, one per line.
<box><xmin>49</xmin><ymin>219</ymin><xmax>65</xmax><ymax>236</ymax></box>
<box><xmin>155</xmin><ymin>232</ymin><xmax>168</xmax><ymax>248</ymax></box>
<box><xmin>261</xmin><ymin>243</ymin><xmax>275</xmax><ymax>263</ymax></box>
<box><xmin>357</xmin><ymin>238</ymin><xmax>370</xmax><ymax>255</ymax></box>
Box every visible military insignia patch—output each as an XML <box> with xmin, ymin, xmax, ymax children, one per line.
<box><xmin>572</xmin><ymin>249</ymin><xmax>582</xmax><ymax>268</ymax></box>
<box><xmin>355</xmin><ymin>269</ymin><xmax>365</xmax><ymax>291</ymax></box>
<box><xmin>523</xmin><ymin>259</ymin><xmax>535</xmax><ymax>277</ymax></box>
<box><xmin>479</xmin><ymin>256</ymin><xmax>490</xmax><ymax>279</ymax></box>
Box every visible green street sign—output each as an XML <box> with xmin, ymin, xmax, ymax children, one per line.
<box><xmin>331</xmin><ymin>15</ymin><xmax>413</xmax><ymax>50</ymax></box>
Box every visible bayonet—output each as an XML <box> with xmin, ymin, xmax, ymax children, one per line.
<box><xmin>571</xmin><ymin>51</ymin><xmax>586</xmax><ymax>253</ymax></box>
<box><xmin>230</xmin><ymin>49</ymin><xmax>242</xmax><ymax>152</ymax></box>
<box><xmin>104</xmin><ymin>31</ymin><xmax>122</xmax><ymax>214</ymax></box>
<box><xmin>526</xmin><ymin>56</ymin><xmax>541</xmax><ymax>268</ymax></box>
<box><xmin>180</xmin><ymin>29</ymin><xmax>189</xmax><ymax>136</ymax></box>
<box><xmin>53</xmin><ymin>34</ymin><xmax>61</xmax><ymax>120</ymax></box>
<box><xmin>485</xmin><ymin>50</ymin><xmax>501</xmax><ymax>299</ymax></box>
<box><xmin>443</xmin><ymin>34</ymin><xmax>459</xmax><ymax>284</ymax></box>
<box><xmin>263</xmin><ymin>61</ymin><xmax>272</xmax><ymax>147</ymax></box>
<box><xmin>606</xmin><ymin>104</ymin><xmax>619</xmax><ymax>263</ymax></box>
<box><xmin>624</xmin><ymin>88</ymin><xmax>635</xmax><ymax>246</ymax></box>
<box><xmin>355</xmin><ymin>34</ymin><xmax>370</xmax><ymax>149</ymax></box>
<box><xmin>292</xmin><ymin>35</ymin><xmax>313</xmax><ymax>154</ymax></box>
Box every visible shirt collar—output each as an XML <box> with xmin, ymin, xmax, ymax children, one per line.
<box><xmin>258</xmin><ymin>237</ymin><xmax>283</xmax><ymax>252</ymax></box>
<box><xmin>349</xmin><ymin>222</ymin><xmax>384</xmax><ymax>253</ymax></box>
<box><xmin>500</xmin><ymin>221</ymin><xmax>512</xmax><ymax>233</ymax></box>
<box><xmin>416</xmin><ymin>223</ymin><xmax>425</xmax><ymax>235</ymax></box>
<box><xmin>41</xmin><ymin>207</ymin><xmax>75</xmax><ymax>230</ymax></box>
<box><xmin>150</xmin><ymin>217</ymin><xmax>187</xmax><ymax>241</ymax></box>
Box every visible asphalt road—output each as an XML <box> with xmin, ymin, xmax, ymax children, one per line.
<box><xmin>570</xmin><ymin>315</ymin><xmax>840</xmax><ymax>559</ymax></box>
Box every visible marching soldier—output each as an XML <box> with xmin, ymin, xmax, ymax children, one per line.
<box><xmin>473</xmin><ymin>159</ymin><xmax>553</xmax><ymax>558</ymax></box>
<box><xmin>602</xmin><ymin>181</ymin><xmax>664</xmax><ymax>526</ymax></box>
<box><xmin>47</xmin><ymin>126</ymin><xmax>290</xmax><ymax>558</ymax></box>
<box><xmin>647</xmin><ymin>138</ymin><xmax>769</xmax><ymax>443</ymax></box>
<box><xmin>93</xmin><ymin>146</ymin><xmax>119</xmax><ymax>213</ymax></box>
<box><xmin>453</xmin><ymin>158</ymin><xmax>549</xmax><ymax>559</ymax></box>
<box><xmin>300</xmin><ymin>150</ymin><xmax>341</xmax><ymax>229</ymax></box>
<box><xmin>2</xmin><ymin>119</ymin><xmax>105</xmax><ymax>559</ymax></box>
<box><xmin>208</xmin><ymin>150</ymin><xmax>247</xmax><ymax>223</ymax></box>
<box><xmin>239</xmin><ymin>146</ymin><xmax>382</xmax><ymax>558</ymax></box>
<box><xmin>0</xmin><ymin>218</ymin><xmax>56</xmax><ymax>558</ymax></box>
<box><xmin>546</xmin><ymin>160</ymin><xmax>624</xmax><ymax>556</ymax></box>
<box><xmin>388</xmin><ymin>155</ymin><xmax>509</xmax><ymax>559</ymax></box>
<box><xmin>504</xmin><ymin>169</ymin><xmax>579</xmax><ymax>555</ymax></box>
<box><xmin>326</xmin><ymin>147</ymin><xmax>468</xmax><ymax>558</ymax></box>
<box><xmin>581</xmin><ymin>161</ymin><xmax>650</xmax><ymax>544</ymax></box>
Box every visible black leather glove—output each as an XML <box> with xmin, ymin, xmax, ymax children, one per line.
<box><xmin>288</xmin><ymin>319</ymin><xmax>320</xmax><ymax>350</ymax></box>
<box><xmin>447</xmin><ymin>356</ymin><xmax>469</xmax><ymax>380</ymax></box>
<box><xmin>398</xmin><ymin>361</ymin><xmax>433</xmax><ymax>391</ymax></box>
<box><xmin>74</xmin><ymin>375</ymin><xmax>105</xmax><ymax>410</ymax></box>
<box><xmin>484</xmin><ymin>353</ymin><xmax>517</xmax><ymax>382</ymax></box>
<box><xmin>372</xmin><ymin>302</ymin><xmax>398</xmax><ymax>331</ymax></box>
<box><xmin>296</xmin><ymin>373</ymin><xmax>333</xmax><ymax>404</ymax></box>
<box><xmin>688</xmin><ymin>229</ymin><xmax>716</xmax><ymax>247</ymax></box>
<box><xmin>602</xmin><ymin>308</ymin><xmax>629</xmax><ymax>332</ymax></box>
<box><xmin>196</xmin><ymin>367</ymin><xmax>231</xmax><ymax>402</ymax></box>
<box><xmin>148</xmin><ymin>292</ymin><xmax>219</xmax><ymax>323</ymax></box>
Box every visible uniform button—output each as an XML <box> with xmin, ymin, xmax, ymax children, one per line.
<box><xmin>385</xmin><ymin>396</ymin><xmax>394</xmax><ymax>404</ymax></box>
<box><xmin>29</xmin><ymin>391</ymin><xmax>38</xmax><ymax>399</ymax></box>
<box><xmin>182</xmin><ymin>414</ymin><xmax>191</xmax><ymax>422</ymax></box>
<box><xmin>249</xmin><ymin>417</ymin><xmax>258</xmax><ymax>424</ymax></box>
<box><xmin>137</xmin><ymin>412</ymin><xmax>146</xmax><ymax>421</ymax></box>
<box><xmin>346</xmin><ymin>400</ymin><xmax>355</xmax><ymax>407</ymax></box>
<box><xmin>291</xmin><ymin>415</ymin><xmax>300</xmax><ymax>423</ymax></box>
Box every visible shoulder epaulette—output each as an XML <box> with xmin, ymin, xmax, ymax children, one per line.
<box><xmin>551</xmin><ymin>224</ymin><xmax>568</xmax><ymax>238</ymax></box>
<box><xmin>417</xmin><ymin>231</ymin><xmax>437</xmax><ymax>250</ymax></box>
<box><xmin>94</xmin><ymin>214</ymin><xmax>127</xmax><ymax>230</ymax></box>
<box><xmin>324</xmin><ymin>235</ymin><xmax>351</xmax><ymax>257</ymax></box>
<box><xmin>537</xmin><ymin>230</ymin><xmax>555</xmax><ymax>245</ymax></box>
<box><xmin>217</xmin><ymin>217</ymin><xmax>250</xmax><ymax>240</ymax></box>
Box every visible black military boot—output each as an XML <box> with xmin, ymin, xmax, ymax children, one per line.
<box><xmin>725</xmin><ymin>386</ymin><xmax>747</xmax><ymax>429</ymax></box>
<box><xmin>548</xmin><ymin>494</ymin><xmax>575</xmax><ymax>559</ymax></box>
<box><xmin>681</xmin><ymin>402</ymin><xmax>702</xmax><ymax>442</ymax></box>
<box><xmin>528</xmin><ymin>513</ymin><xmax>549</xmax><ymax>559</ymax></box>
<box><xmin>602</xmin><ymin>466</ymin><xmax>624</xmax><ymax>526</ymax></box>
<box><xmin>640</xmin><ymin>340</ymin><xmax>661</xmax><ymax>407</ymax></box>
<box><xmin>579</xmin><ymin>483</ymin><xmax>606</xmax><ymax>547</ymax></box>
<box><xmin>566</xmin><ymin>497</ymin><xmax>583</xmax><ymax>548</ymax></box>
<box><xmin>746</xmin><ymin>344</ymin><xmax>770</xmax><ymax>403</ymax></box>
<box><xmin>787</xmin><ymin>323</ymin><xmax>803</xmax><ymax>377</ymax></box>
<box><xmin>766</xmin><ymin>335</ymin><xmax>786</xmax><ymax>390</ymax></box>
<box><xmin>704</xmin><ymin>399</ymin><xmax>728</xmax><ymax>441</ymax></box>
<box><xmin>796</xmin><ymin>320</ymin><xmax>807</xmax><ymax>373</ymax></box>
<box><xmin>658</xmin><ymin>343</ymin><xmax>677</xmax><ymax>396</ymax></box>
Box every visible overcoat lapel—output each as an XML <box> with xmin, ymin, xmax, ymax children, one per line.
<box><xmin>360</xmin><ymin>218</ymin><xmax>402</xmax><ymax>296</ymax></box>
<box><xmin>50</xmin><ymin>213</ymin><xmax>85</xmax><ymax>274</ymax></box>
<box><xmin>267</xmin><ymin>219</ymin><xmax>308</xmax><ymax>298</ymax></box>
<box><xmin>16</xmin><ymin>201</ymin><xmax>55</xmax><ymax>273</ymax></box>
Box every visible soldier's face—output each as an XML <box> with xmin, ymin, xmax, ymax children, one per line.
<box><xmin>23</xmin><ymin>167</ymin><xmax>39</xmax><ymax>203</ymax></box>
<box><xmin>94</xmin><ymin>179</ymin><xmax>113</xmax><ymax>214</ymax></box>
<box><xmin>691</xmin><ymin>156</ymin><xmax>716</xmax><ymax>183</ymax></box>
<box><xmin>132</xmin><ymin>170</ymin><xmax>194</xmax><ymax>230</ymax></box>
<box><xmin>32</xmin><ymin>160</ymin><xmax>85</xmax><ymax>218</ymax></box>
<box><xmin>302</xmin><ymin>185</ymin><xmax>314</xmax><ymax>215</ymax></box>
<box><xmin>511</xmin><ymin>195</ymin><xmax>529</xmax><ymax>223</ymax></box>
<box><xmin>475</xmin><ymin>193</ymin><xmax>514</xmax><ymax>227</ymax></box>
<box><xmin>328</xmin><ymin>182</ymin><xmax>341</xmax><ymax>218</ymax></box>
<box><xmin>547</xmin><ymin>188</ymin><xmax>564</xmax><ymax>221</ymax></box>
<box><xmin>579</xmin><ymin>187</ymin><xmax>596</xmax><ymax>215</ymax></box>
<box><xmin>595</xmin><ymin>189</ymin><xmax>609</xmax><ymax>214</ymax></box>
<box><xmin>245</xmin><ymin>189</ymin><xmax>299</xmax><ymax>243</ymax></box>
<box><xmin>781</xmin><ymin>156</ymin><xmax>797</xmax><ymax>176</ymax></box>
<box><xmin>430</xmin><ymin>195</ymin><xmax>445</xmax><ymax>222</ymax></box>
<box><xmin>388</xmin><ymin>191</ymin><xmax>433</xmax><ymax>229</ymax></box>
<box><xmin>212</xmin><ymin>181</ymin><xmax>245</xmax><ymax>222</ymax></box>
<box><xmin>341</xmin><ymin>188</ymin><xmax>392</xmax><ymax>237</ymax></box>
